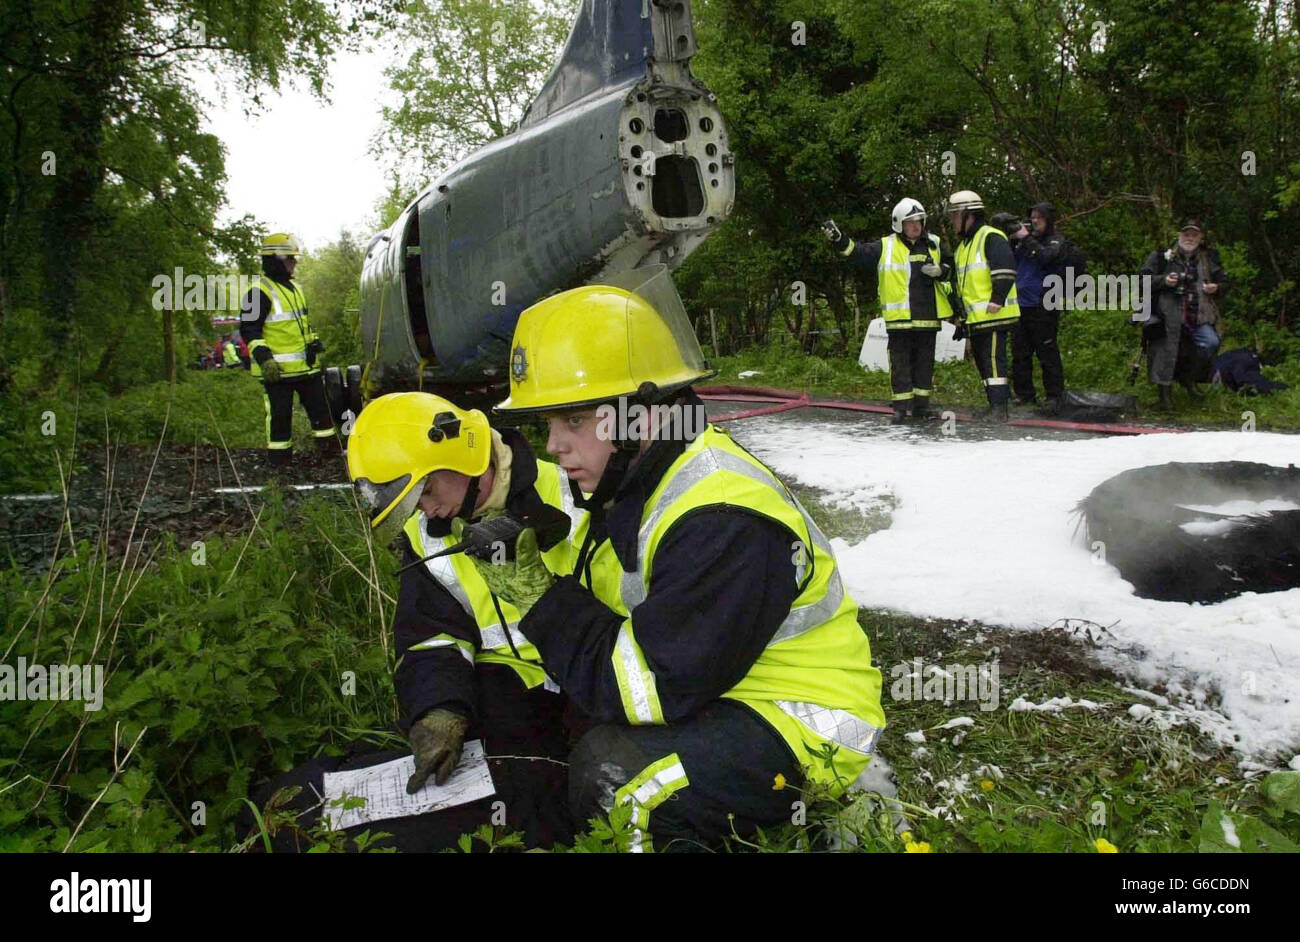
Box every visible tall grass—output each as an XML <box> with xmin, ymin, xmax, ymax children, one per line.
<box><xmin>1</xmin><ymin>419</ymin><xmax>398</xmax><ymax>851</ymax></box>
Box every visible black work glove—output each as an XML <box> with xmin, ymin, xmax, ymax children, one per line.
<box><xmin>261</xmin><ymin>359</ymin><xmax>282</xmax><ymax>383</ymax></box>
<box><xmin>407</xmin><ymin>708</ymin><xmax>470</xmax><ymax>792</ymax></box>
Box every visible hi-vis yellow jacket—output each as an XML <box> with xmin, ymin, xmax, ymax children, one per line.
<box><xmin>549</xmin><ymin>425</ymin><xmax>885</xmax><ymax>790</ymax></box>
<box><xmin>878</xmin><ymin>233</ymin><xmax>953</xmax><ymax>329</ymax></box>
<box><xmin>955</xmin><ymin>225</ymin><xmax>1021</xmax><ymax>330</ymax></box>
<box><xmin>401</xmin><ymin>459</ymin><xmax>583</xmax><ymax>687</ymax></box>
<box><xmin>247</xmin><ymin>276</ymin><xmax>318</xmax><ymax>378</ymax></box>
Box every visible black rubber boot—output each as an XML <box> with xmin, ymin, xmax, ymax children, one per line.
<box><xmin>890</xmin><ymin>407</ymin><xmax>909</xmax><ymax>426</ymax></box>
<box><xmin>1157</xmin><ymin>385</ymin><xmax>1175</xmax><ymax>411</ymax></box>
<box><xmin>911</xmin><ymin>400</ymin><xmax>934</xmax><ymax>422</ymax></box>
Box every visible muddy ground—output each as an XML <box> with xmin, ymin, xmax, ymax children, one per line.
<box><xmin>1</xmin><ymin>443</ymin><xmax>353</xmax><ymax>571</ymax></box>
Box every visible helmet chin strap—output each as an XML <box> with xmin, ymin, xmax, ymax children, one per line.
<box><xmin>455</xmin><ymin>475</ymin><xmax>482</xmax><ymax>521</ymax></box>
<box><xmin>573</xmin><ymin>442</ymin><xmax>635</xmax><ymax>514</ymax></box>
<box><xmin>573</xmin><ymin>383</ymin><xmax>661</xmax><ymax>514</ymax></box>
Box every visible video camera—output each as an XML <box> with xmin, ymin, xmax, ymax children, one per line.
<box><xmin>988</xmin><ymin>212</ymin><xmax>1025</xmax><ymax>240</ymax></box>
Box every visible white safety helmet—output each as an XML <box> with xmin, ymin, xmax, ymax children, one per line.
<box><xmin>891</xmin><ymin>198</ymin><xmax>928</xmax><ymax>234</ymax></box>
<box><xmin>944</xmin><ymin>190</ymin><xmax>984</xmax><ymax>214</ymax></box>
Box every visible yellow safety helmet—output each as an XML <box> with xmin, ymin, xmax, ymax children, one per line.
<box><xmin>495</xmin><ymin>267</ymin><xmax>713</xmax><ymax>416</ymax></box>
<box><xmin>260</xmin><ymin>232</ymin><xmax>302</xmax><ymax>256</ymax></box>
<box><xmin>347</xmin><ymin>392</ymin><xmax>491</xmax><ymax>533</ymax></box>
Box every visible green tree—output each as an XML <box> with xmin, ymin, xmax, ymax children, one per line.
<box><xmin>0</xmin><ymin>0</ymin><xmax>395</xmax><ymax>390</ymax></box>
<box><xmin>296</xmin><ymin>231</ymin><xmax>365</xmax><ymax>367</ymax></box>
<box><xmin>375</xmin><ymin>0</ymin><xmax>576</xmax><ymax>180</ymax></box>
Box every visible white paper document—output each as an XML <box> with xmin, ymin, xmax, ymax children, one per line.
<box><xmin>321</xmin><ymin>740</ymin><xmax>495</xmax><ymax>830</ymax></box>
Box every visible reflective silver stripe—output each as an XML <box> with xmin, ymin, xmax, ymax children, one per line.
<box><xmin>774</xmin><ymin>700</ymin><xmax>882</xmax><ymax>756</ymax></box>
<box><xmin>615</xmin><ymin>623</ymin><xmax>656</xmax><ymax>723</ymax></box>
<box><xmin>479</xmin><ymin>619</ymin><xmax>531</xmax><ymax>652</ymax></box>
<box><xmin>416</xmin><ymin>524</ymin><xmax>475</xmax><ymax>616</ymax></box>
<box><xmin>555</xmin><ymin>463</ymin><xmax>584</xmax><ymax>538</ymax></box>
<box><xmin>265</xmin><ymin>311</ymin><xmax>298</xmax><ymax>323</ymax></box>
<box><xmin>985</xmin><ymin>377</ymin><xmax>1009</xmax><ymax>386</ymax></box>
<box><xmin>273</xmin><ymin>351</ymin><xmax>307</xmax><ymax>362</ymax></box>
<box><xmin>409</xmin><ymin>637</ymin><xmax>474</xmax><ymax>664</ymax></box>
<box><xmin>623</xmin><ymin>759</ymin><xmax>688</xmax><ymax>853</ymax></box>
<box><xmin>620</xmin><ymin>446</ymin><xmax>736</xmax><ymax>610</ymax></box>
<box><xmin>623</xmin><ymin>443</ymin><xmax>845</xmax><ymax>648</ymax></box>
<box><xmin>878</xmin><ymin>236</ymin><xmax>912</xmax><ymax>313</ymax></box>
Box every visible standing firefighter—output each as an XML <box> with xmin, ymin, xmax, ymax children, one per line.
<box><xmin>239</xmin><ymin>233</ymin><xmax>336</xmax><ymax>466</ymax></box>
<box><xmin>822</xmin><ymin>199</ymin><xmax>955</xmax><ymax>423</ymax></box>
<box><xmin>479</xmin><ymin>272</ymin><xmax>886</xmax><ymax>850</ymax></box>
<box><xmin>947</xmin><ymin>190</ymin><xmax>1020</xmax><ymax>421</ymax></box>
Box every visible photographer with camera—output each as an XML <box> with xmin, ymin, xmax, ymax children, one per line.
<box><xmin>993</xmin><ymin>203</ymin><xmax>1069</xmax><ymax>412</ymax></box>
<box><xmin>239</xmin><ymin>232</ymin><xmax>338</xmax><ymax>468</ymax></box>
<box><xmin>1137</xmin><ymin>219</ymin><xmax>1228</xmax><ymax>410</ymax></box>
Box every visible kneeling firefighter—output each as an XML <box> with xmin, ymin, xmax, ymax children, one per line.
<box><xmin>476</xmin><ymin>269</ymin><xmax>886</xmax><ymax>851</ymax></box>
<box><xmin>333</xmin><ymin>391</ymin><xmax>586</xmax><ymax>849</ymax></box>
<box><xmin>823</xmin><ymin>199</ymin><xmax>956</xmax><ymax>423</ymax></box>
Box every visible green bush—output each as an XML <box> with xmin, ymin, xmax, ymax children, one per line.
<box><xmin>0</xmin><ymin>491</ymin><xmax>398</xmax><ymax>851</ymax></box>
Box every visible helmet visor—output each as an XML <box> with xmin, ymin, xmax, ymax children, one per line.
<box><xmin>355</xmin><ymin>473</ymin><xmax>413</xmax><ymax>527</ymax></box>
<box><xmin>603</xmin><ymin>264</ymin><xmax>710</xmax><ymax>384</ymax></box>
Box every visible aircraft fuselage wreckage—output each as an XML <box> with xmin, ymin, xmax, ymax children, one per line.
<box><xmin>331</xmin><ymin>0</ymin><xmax>735</xmax><ymax>414</ymax></box>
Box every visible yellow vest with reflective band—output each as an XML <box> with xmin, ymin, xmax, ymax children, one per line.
<box><xmin>955</xmin><ymin>225</ymin><xmax>1020</xmax><ymax>330</ymax></box>
<box><xmin>222</xmin><ymin>342</ymin><xmax>241</xmax><ymax>366</ymax></box>
<box><xmin>878</xmin><ymin>233</ymin><xmax>953</xmax><ymax>329</ymax></box>
<box><xmin>248</xmin><ymin>276</ymin><xmax>318</xmax><ymax>378</ymax></box>
<box><xmin>401</xmin><ymin>460</ymin><xmax>586</xmax><ymax>687</ymax></box>
<box><xmin>569</xmin><ymin>425</ymin><xmax>885</xmax><ymax>792</ymax></box>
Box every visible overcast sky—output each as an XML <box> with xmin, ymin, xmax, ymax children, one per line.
<box><xmin>197</xmin><ymin>44</ymin><xmax>401</xmax><ymax>252</ymax></box>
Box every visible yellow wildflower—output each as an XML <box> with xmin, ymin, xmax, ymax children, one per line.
<box><xmin>1094</xmin><ymin>838</ymin><xmax>1119</xmax><ymax>853</ymax></box>
<box><xmin>904</xmin><ymin>840</ymin><xmax>931</xmax><ymax>853</ymax></box>
<box><xmin>772</xmin><ymin>773</ymin><xmax>787</xmax><ymax>791</ymax></box>
<box><xmin>981</xmin><ymin>779</ymin><xmax>995</xmax><ymax>791</ymax></box>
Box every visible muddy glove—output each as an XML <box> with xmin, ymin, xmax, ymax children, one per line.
<box><xmin>407</xmin><ymin>708</ymin><xmax>470</xmax><ymax>792</ymax></box>
<box><xmin>261</xmin><ymin>359</ymin><xmax>282</xmax><ymax>383</ymax></box>
<box><xmin>459</xmin><ymin>521</ymin><xmax>555</xmax><ymax>615</ymax></box>
<box><xmin>921</xmin><ymin>262</ymin><xmax>945</xmax><ymax>279</ymax></box>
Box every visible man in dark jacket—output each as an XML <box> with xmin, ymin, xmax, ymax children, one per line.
<box><xmin>1000</xmin><ymin>202</ymin><xmax>1067</xmax><ymax>410</ymax></box>
<box><xmin>1138</xmin><ymin>220</ymin><xmax>1228</xmax><ymax>410</ymax></box>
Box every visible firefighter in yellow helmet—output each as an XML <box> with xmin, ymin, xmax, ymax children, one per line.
<box><xmin>329</xmin><ymin>391</ymin><xmax>582</xmax><ymax>848</ymax></box>
<box><xmin>473</xmin><ymin>267</ymin><xmax>886</xmax><ymax>852</ymax></box>
<box><xmin>239</xmin><ymin>233</ymin><xmax>337</xmax><ymax>467</ymax></box>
